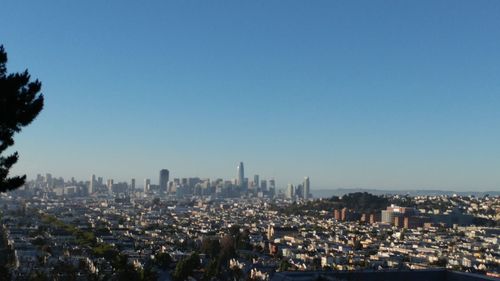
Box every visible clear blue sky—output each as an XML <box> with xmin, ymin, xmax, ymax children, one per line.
<box><xmin>2</xmin><ymin>1</ymin><xmax>499</xmax><ymax>190</ymax></box>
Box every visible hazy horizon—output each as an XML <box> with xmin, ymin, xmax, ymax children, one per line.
<box><xmin>21</xmin><ymin>168</ymin><xmax>499</xmax><ymax>192</ymax></box>
<box><xmin>2</xmin><ymin>1</ymin><xmax>499</xmax><ymax>191</ymax></box>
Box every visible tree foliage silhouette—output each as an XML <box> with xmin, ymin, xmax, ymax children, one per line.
<box><xmin>0</xmin><ymin>45</ymin><xmax>44</xmax><ymax>192</ymax></box>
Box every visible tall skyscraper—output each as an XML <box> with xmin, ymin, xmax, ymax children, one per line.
<box><xmin>130</xmin><ymin>178</ymin><xmax>136</xmax><ymax>192</ymax></box>
<box><xmin>303</xmin><ymin>177</ymin><xmax>310</xmax><ymax>200</ymax></box>
<box><xmin>253</xmin><ymin>175</ymin><xmax>260</xmax><ymax>189</ymax></box>
<box><xmin>144</xmin><ymin>178</ymin><xmax>151</xmax><ymax>193</ymax></box>
<box><xmin>159</xmin><ymin>169</ymin><xmax>169</xmax><ymax>192</ymax></box>
<box><xmin>237</xmin><ymin>162</ymin><xmax>244</xmax><ymax>188</ymax></box>
<box><xmin>90</xmin><ymin>174</ymin><xmax>96</xmax><ymax>194</ymax></box>
<box><xmin>296</xmin><ymin>184</ymin><xmax>303</xmax><ymax>198</ymax></box>
<box><xmin>287</xmin><ymin>184</ymin><xmax>295</xmax><ymax>200</ymax></box>
<box><xmin>261</xmin><ymin>180</ymin><xmax>267</xmax><ymax>191</ymax></box>
<box><xmin>107</xmin><ymin>179</ymin><xmax>114</xmax><ymax>193</ymax></box>
<box><xmin>46</xmin><ymin>173</ymin><xmax>53</xmax><ymax>188</ymax></box>
<box><xmin>36</xmin><ymin>174</ymin><xmax>43</xmax><ymax>183</ymax></box>
<box><xmin>269</xmin><ymin>179</ymin><xmax>276</xmax><ymax>189</ymax></box>
<box><xmin>269</xmin><ymin>179</ymin><xmax>276</xmax><ymax>197</ymax></box>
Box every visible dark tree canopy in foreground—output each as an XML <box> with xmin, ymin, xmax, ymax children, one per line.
<box><xmin>0</xmin><ymin>45</ymin><xmax>44</xmax><ymax>192</ymax></box>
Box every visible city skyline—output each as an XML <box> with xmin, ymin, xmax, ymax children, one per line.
<box><xmin>19</xmin><ymin>167</ymin><xmax>500</xmax><ymax>194</ymax></box>
<box><xmin>24</xmin><ymin>162</ymin><xmax>294</xmax><ymax>190</ymax></box>
<box><xmin>13</xmin><ymin>159</ymin><xmax>500</xmax><ymax>192</ymax></box>
<box><xmin>2</xmin><ymin>1</ymin><xmax>499</xmax><ymax>191</ymax></box>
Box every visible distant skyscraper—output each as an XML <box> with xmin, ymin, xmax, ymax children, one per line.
<box><xmin>261</xmin><ymin>180</ymin><xmax>267</xmax><ymax>191</ymax></box>
<box><xmin>287</xmin><ymin>184</ymin><xmax>295</xmax><ymax>200</ymax></box>
<box><xmin>237</xmin><ymin>162</ymin><xmax>244</xmax><ymax>188</ymax></box>
<box><xmin>159</xmin><ymin>169</ymin><xmax>169</xmax><ymax>192</ymax></box>
<box><xmin>130</xmin><ymin>178</ymin><xmax>136</xmax><ymax>192</ymax></box>
<box><xmin>144</xmin><ymin>178</ymin><xmax>151</xmax><ymax>192</ymax></box>
<box><xmin>296</xmin><ymin>184</ymin><xmax>303</xmax><ymax>198</ymax></box>
<box><xmin>36</xmin><ymin>174</ymin><xmax>43</xmax><ymax>183</ymax></box>
<box><xmin>303</xmin><ymin>177</ymin><xmax>310</xmax><ymax>200</ymax></box>
<box><xmin>46</xmin><ymin>173</ymin><xmax>53</xmax><ymax>188</ymax></box>
<box><xmin>90</xmin><ymin>174</ymin><xmax>96</xmax><ymax>193</ymax></box>
<box><xmin>253</xmin><ymin>175</ymin><xmax>259</xmax><ymax>189</ymax></box>
<box><xmin>269</xmin><ymin>179</ymin><xmax>276</xmax><ymax>197</ymax></box>
<box><xmin>107</xmin><ymin>179</ymin><xmax>114</xmax><ymax>193</ymax></box>
<box><xmin>269</xmin><ymin>179</ymin><xmax>276</xmax><ymax>189</ymax></box>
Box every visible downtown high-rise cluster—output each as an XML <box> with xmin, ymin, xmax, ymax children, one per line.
<box><xmin>23</xmin><ymin>162</ymin><xmax>311</xmax><ymax>201</ymax></box>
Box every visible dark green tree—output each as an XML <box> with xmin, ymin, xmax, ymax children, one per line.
<box><xmin>229</xmin><ymin>225</ymin><xmax>241</xmax><ymax>237</ymax></box>
<box><xmin>219</xmin><ymin>235</ymin><xmax>236</xmax><ymax>263</ymax></box>
<box><xmin>203</xmin><ymin>259</ymin><xmax>219</xmax><ymax>281</ymax></box>
<box><xmin>154</xmin><ymin>252</ymin><xmax>172</xmax><ymax>270</ymax></box>
<box><xmin>0</xmin><ymin>265</ymin><xmax>11</xmax><ymax>281</ymax></box>
<box><xmin>141</xmin><ymin>263</ymin><xmax>159</xmax><ymax>281</ymax></box>
<box><xmin>173</xmin><ymin>253</ymin><xmax>200</xmax><ymax>281</ymax></box>
<box><xmin>237</xmin><ymin>228</ymin><xmax>251</xmax><ymax>250</ymax></box>
<box><xmin>201</xmin><ymin>237</ymin><xmax>220</xmax><ymax>258</ymax></box>
<box><xmin>279</xmin><ymin>260</ymin><xmax>291</xmax><ymax>272</ymax></box>
<box><xmin>0</xmin><ymin>45</ymin><xmax>44</xmax><ymax>192</ymax></box>
<box><xmin>28</xmin><ymin>271</ymin><xmax>49</xmax><ymax>281</ymax></box>
<box><xmin>113</xmin><ymin>254</ymin><xmax>142</xmax><ymax>281</ymax></box>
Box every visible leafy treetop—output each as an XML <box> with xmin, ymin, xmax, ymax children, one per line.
<box><xmin>0</xmin><ymin>45</ymin><xmax>44</xmax><ymax>192</ymax></box>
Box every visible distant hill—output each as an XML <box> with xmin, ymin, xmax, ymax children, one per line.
<box><xmin>312</xmin><ymin>188</ymin><xmax>500</xmax><ymax>198</ymax></box>
<box><xmin>329</xmin><ymin>192</ymin><xmax>389</xmax><ymax>212</ymax></box>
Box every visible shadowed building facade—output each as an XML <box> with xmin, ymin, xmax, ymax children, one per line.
<box><xmin>159</xmin><ymin>169</ymin><xmax>169</xmax><ymax>193</ymax></box>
